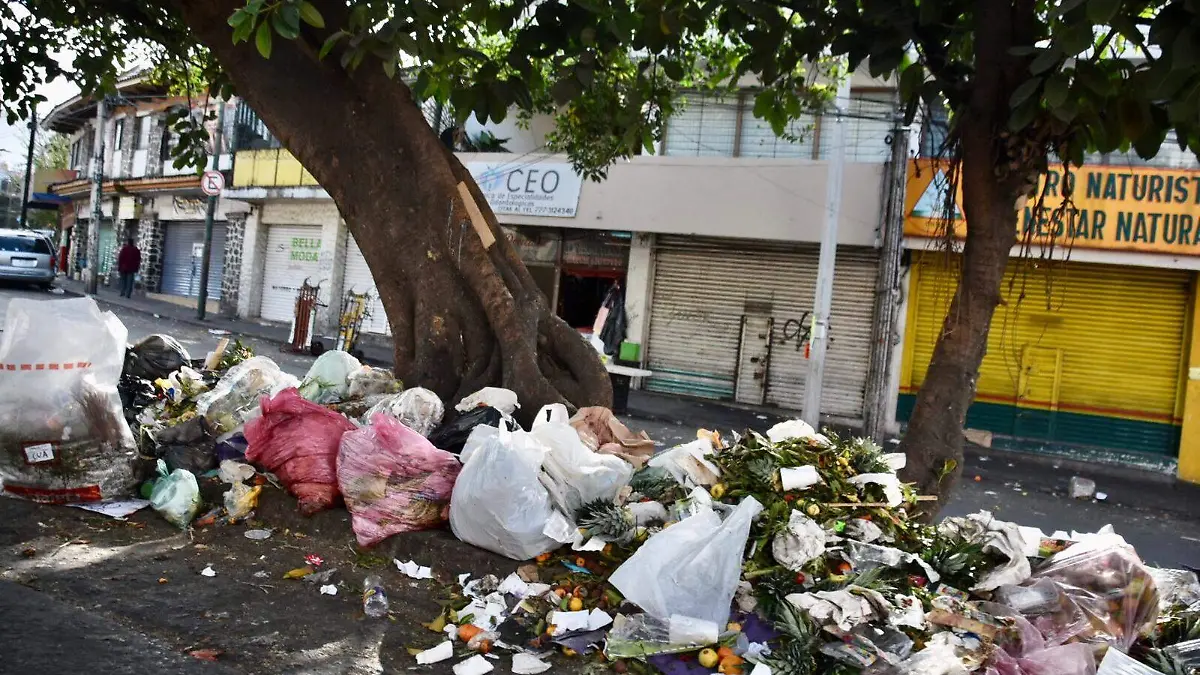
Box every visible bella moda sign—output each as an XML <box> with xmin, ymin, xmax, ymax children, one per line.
<box><xmin>905</xmin><ymin>160</ymin><xmax>1200</xmax><ymax>256</ymax></box>
<box><xmin>466</xmin><ymin>161</ymin><xmax>583</xmax><ymax>218</ymax></box>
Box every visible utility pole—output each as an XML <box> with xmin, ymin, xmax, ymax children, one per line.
<box><xmin>19</xmin><ymin>112</ymin><xmax>36</xmax><ymax>229</ymax></box>
<box><xmin>197</xmin><ymin>100</ymin><xmax>226</xmax><ymax>320</ymax></box>
<box><xmin>86</xmin><ymin>97</ymin><xmax>107</xmax><ymax>295</ymax></box>
<box><xmin>862</xmin><ymin>115</ymin><xmax>911</xmax><ymax>442</ymax></box>
<box><xmin>801</xmin><ymin>72</ymin><xmax>853</xmax><ymax>427</ymax></box>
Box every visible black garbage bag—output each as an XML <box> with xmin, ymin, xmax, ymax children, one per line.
<box><xmin>117</xmin><ymin>373</ymin><xmax>158</xmax><ymax>425</ymax></box>
<box><xmin>125</xmin><ymin>334</ymin><xmax>191</xmax><ymax>381</ymax></box>
<box><xmin>156</xmin><ymin>416</ymin><xmax>218</xmax><ymax>473</ymax></box>
<box><xmin>427</xmin><ymin>406</ymin><xmax>521</xmax><ymax>455</ymax></box>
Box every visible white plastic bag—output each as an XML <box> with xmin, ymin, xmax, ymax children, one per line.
<box><xmin>532</xmin><ymin>422</ymin><xmax>633</xmax><ymax>515</ymax></box>
<box><xmin>195</xmin><ymin>356</ymin><xmax>298</xmax><ymax>435</ymax></box>
<box><xmin>298</xmin><ymin>350</ymin><xmax>362</xmax><ymax>403</ymax></box>
<box><xmin>456</xmin><ymin>387</ymin><xmax>520</xmax><ymax>416</ymax></box>
<box><xmin>364</xmin><ymin>387</ymin><xmax>445</xmax><ymax>436</ymax></box>
<box><xmin>647</xmin><ymin>438</ymin><xmax>721</xmax><ymax>487</ymax></box>
<box><xmin>0</xmin><ymin>297</ymin><xmax>137</xmax><ymax>502</ymax></box>
<box><xmin>149</xmin><ymin>459</ymin><xmax>202</xmax><ymax>529</ymax></box>
<box><xmin>609</xmin><ymin>496</ymin><xmax>763</xmax><ymax>625</ymax></box>
<box><xmin>449</xmin><ymin>425</ymin><xmax>559</xmax><ymax>560</ymax></box>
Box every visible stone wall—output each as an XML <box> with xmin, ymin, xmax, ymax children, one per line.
<box><xmin>146</xmin><ymin>113</ymin><xmax>167</xmax><ymax>178</ymax></box>
<box><xmin>135</xmin><ymin>209</ymin><xmax>165</xmax><ymax>293</ymax></box>
<box><xmin>220</xmin><ymin>213</ymin><xmax>246</xmax><ymax>317</ymax></box>
<box><xmin>119</xmin><ymin>115</ymin><xmax>137</xmax><ymax>178</ymax></box>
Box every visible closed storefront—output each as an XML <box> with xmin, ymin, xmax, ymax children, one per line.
<box><xmin>341</xmin><ymin>235</ymin><xmax>390</xmax><ymax>335</ymax></box>
<box><xmin>259</xmin><ymin>224</ymin><xmax>324</xmax><ymax>323</ymax></box>
<box><xmin>97</xmin><ymin>221</ymin><xmax>116</xmax><ymax>276</ymax></box>
<box><xmin>645</xmin><ymin>235</ymin><xmax>879</xmax><ymax>420</ymax></box>
<box><xmin>161</xmin><ymin>221</ymin><xmax>227</xmax><ymax>300</ymax></box>
<box><xmin>898</xmin><ymin>253</ymin><xmax>1190</xmax><ymax>458</ymax></box>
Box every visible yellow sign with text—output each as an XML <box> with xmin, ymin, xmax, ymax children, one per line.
<box><xmin>904</xmin><ymin>160</ymin><xmax>1200</xmax><ymax>256</ymax></box>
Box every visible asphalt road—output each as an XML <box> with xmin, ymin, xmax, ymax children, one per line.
<box><xmin>0</xmin><ymin>281</ymin><xmax>315</xmax><ymax>378</ymax></box>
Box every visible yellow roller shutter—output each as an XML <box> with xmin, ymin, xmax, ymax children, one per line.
<box><xmin>900</xmin><ymin>252</ymin><xmax>1190</xmax><ymax>457</ymax></box>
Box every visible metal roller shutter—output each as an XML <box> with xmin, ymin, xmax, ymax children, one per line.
<box><xmin>903</xmin><ymin>254</ymin><xmax>1189</xmax><ymax>456</ymax></box>
<box><xmin>161</xmin><ymin>222</ymin><xmax>226</xmax><ymax>300</ymax></box>
<box><xmin>259</xmin><ymin>224</ymin><xmax>324</xmax><ymax>323</ymax></box>
<box><xmin>646</xmin><ymin>235</ymin><xmax>878</xmax><ymax>419</ymax></box>
<box><xmin>341</xmin><ymin>235</ymin><xmax>390</xmax><ymax>335</ymax></box>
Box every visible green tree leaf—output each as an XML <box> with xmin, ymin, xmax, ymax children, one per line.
<box><xmin>1009</xmin><ymin>77</ymin><xmax>1043</xmax><ymax>108</ymax></box>
<box><xmin>1043</xmin><ymin>72</ymin><xmax>1071</xmax><ymax>108</ymax></box>
<box><xmin>255</xmin><ymin>20</ymin><xmax>273</xmax><ymax>58</ymax></box>
<box><xmin>1086</xmin><ymin>0</ymin><xmax>1121</xmax><ymax>24</ymax></box>
<box><xmin>298</xmin><ymin>1</ymin><xmax>325</xmax><ymax>28</ymax></box>
<box><xmin>1030</xmin><ymin>49</ymin><xmax>1061</xmax><ymax>75</ymax></box>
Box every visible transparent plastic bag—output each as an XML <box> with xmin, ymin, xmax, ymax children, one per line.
<box><xmin>531</xmin><ymin>422</ymin><xmax>633</xmax><ymax>515</ymax></box>
<box><xmin>338</xmin><ymin>414</ymin><xmax>462</xmax><ymax>546</ymax></box>
<box><xmin>0</xmin><ymin>297</ymin><xmax>138</xmax><ymax>503</ymax></box>
<box><xmin>364</xmin><ymin>387</ymin><xmax>445</xmax><ymax>437</ymax></box>
<box><xmin>455</xmin><ymin>387</ymin><xmax>520</xmax><ymax>415</ymax></box>
<box><xmin>195</xmin><ymin>356</ymin><xmax>298</xmax><ymax>435</ymax></box>
<box><xmin>1024</xmin><ymin>535</ymin><xmax>1159</xmax><ymax>653</ymax></box>
<box><xmin>609</xmin><ymin>496</ymin><xmax>763</xmax><ymax>626</ymax></box>
<box><xmin>149</xmin><ymin>459</ymin><xmax>202</xmax><ymax>529</ymax></box>
<box><xmin>449</xmin><ymin>425</ymin><xmax>558</xmax><ymax>560</ymax></box>
<box><xmin>603</xmin><ymin>614</ymin><xmax>718</xmax><ymax>659</ymax></box>
<box><xmin>298</xmin><ymin>350</ymin><xmax>362</xmax><ymax>403</ymax></box>
<box><xmin>244</xmin><ymin>388</ymin><xmax>356</xmax><ymax>514</ymax></box>
<box><xmin>346</xmin><ymin>366</ymin><xmax>400</xmax><ymax>399</ymax></box>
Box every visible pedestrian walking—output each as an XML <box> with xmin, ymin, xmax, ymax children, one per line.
<box><xmin>116</xmin><ymin>238</ymin><xmax>141</xmax><ymax>298</ymax></box>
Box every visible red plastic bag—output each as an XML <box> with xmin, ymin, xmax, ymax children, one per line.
<box><xmin>338</xmin><ymin>414</ymin><xmax>462</xmax><ymax>546</ymax></box>
<box><xmin>245</xmin><ymin>388</ymin><xmax>356</xmax><ymax>514</ymax></box>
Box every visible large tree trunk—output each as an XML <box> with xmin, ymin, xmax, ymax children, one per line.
<box><xmin>175</xmin><ymin>0</ymin><xmax>612</xmax><ymax>424</ymax></box>
<box><xmin>898</xmin><ymin>0</ymin><xmax>1041</xmax><ymax>512</ymax></box>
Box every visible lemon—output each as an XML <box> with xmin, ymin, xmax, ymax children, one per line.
<box><xmin>568</xmin><ymin>597</ymin><xmax>583</xmax><ymax>611</ymax></box>
<box><xmin>698</xmin><ymin>648</ymin><xmax>719</xmax><ymax>669</ymax></box>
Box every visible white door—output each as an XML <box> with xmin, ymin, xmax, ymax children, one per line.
<box><xmin>259</xmin><ymin>224</ymin><xmax>324</xmax><ymax>322</ymax></box>
<box><xmin>341</xmin><ymin>235</ymin><xmax>390</xmax><ymax>335</ymax></box>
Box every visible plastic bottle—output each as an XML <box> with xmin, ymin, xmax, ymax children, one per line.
<box><xmin>362</xmin><ymin>575</ymin><xmax>389</xmax><ymax>617</ymax></box>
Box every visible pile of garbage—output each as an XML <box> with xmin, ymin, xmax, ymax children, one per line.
<box><xmin>3</xmin><ymin>298</ymin><xmax>1199</xmax><ymax>675</ymax></box>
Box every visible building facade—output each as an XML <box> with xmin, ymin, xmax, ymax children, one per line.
<box><xmin>897</xmin><ymin>150</ymin><xmax>1200</xmax><ymax>477</ymax></box>
<box><xmin>43</xmin><ymin>73</ymin><xmax>245</xmax><ymax>314</ymax></box>
<box><xmin>224</xmin><ymin>69</ymin><xmax>909</xmax><ymax>430</ymax></box>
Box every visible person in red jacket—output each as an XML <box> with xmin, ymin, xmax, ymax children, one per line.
<box><xmin>116</xmin><ymin>238</ymin><xmax>141</xmax><ymax>298</ymax></box>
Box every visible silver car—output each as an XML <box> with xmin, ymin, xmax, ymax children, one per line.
<box><xmin>0</xmin><ymin>228</ymin><xmax>56</xmax><ymax>289</ymax></box>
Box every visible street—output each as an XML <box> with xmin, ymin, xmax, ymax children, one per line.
<box><xmin>4</xmin><ymin>283</ymin><xmax>1200</xmax><ymax>674</ymax></box>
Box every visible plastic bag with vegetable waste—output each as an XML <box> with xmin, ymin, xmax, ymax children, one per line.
<box><xmin>244</xmin><ymin>388</ymin><xmax>356</xmax><ymax>514</ymax></box>
<box><xmin>455</xmin><ymin>387</ymin><xmax>520</xmax><ymax>415</ymax></box>
<box><xmin>195</xmin><ymin>356</ymin><xmax>298</xmax><ymax>435</ymax></box>
<box><xmin>0</xmin><ymin>297</ymin><xmax>139</xmax><ymax>503</ymax></box>
<box><xmin>531</xmin><ymin>420</ymin><xmax>633</xmax><ymax>516</ymax></box>
<box><xmin>124</xmin><ymin>334</ymin><xmax>191</xmax><ymax>381</ymax></box>
<box><xmin>149</xmin><ymin>459</ymin><xmax>202</xmax><ymax>529</ymax></box>
<box><xmin>298</xmin><ymin>350</ymin><xmax>361</xmax><ymax>403</ymax></box>
<box><xmin>603</xmin><ymin>614</ymin><xmax>719</xmax><ymax>659</ymax></box>
<box><xmin>347</xmin><ymin>366</ymin><xmax>400</xmax><ymax>399</ymax></box>
<box><xmin>449</xmin><ymin>425</ymin><xmax>560</xmax><ymax>560</ymax></box>
<box><xmin>364</xmin><ymin>387</ymin><xmax>444</xmax><ymax>437</ymax></box>
<box><xmin>609</xmin><ymin>495</ymin><xmax>763</xmax><ymax>626</ymax></box>
<box><xmin>427</xmin><ymin>406</ymin><xmax>520</xmax><ymax>454</ymax></box>
<box><xmin>338</xmin><ymin>414</ymin><xmax>462</xmax><ymax>546</ymax></box>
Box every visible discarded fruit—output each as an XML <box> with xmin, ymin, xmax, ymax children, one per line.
<box><xmin>574</xmin><ymin>557</ymin><xmax>587</xmax><ymax>567</ymax></box>
<box><xmin>795</xmin><ymin>572</ymin><xmax>807</xmax><ymax>584</ymax></box>
<box><xmin>546</xmin><ymin>624</ymin><xmax>557</xmax><ymax>636</ymax></box>
<box><xmin>835</xmin><ymin>561</ymin><xmax>852</xmax><ymax>574</ymax></box>
<box><xmin>458</xmin><ymin>624</ymin><xmax>483</xmax><ymax>642</ymax></box>
<box><xmin>719</xmin><ymin>655</ymin><xmax>745</xmax><ymax>674</ymax></box>
<box><xmin>568</xmin><ymin>597</ymin><xmax>584</xmax><ymax>611</ymax></box>
<box><xmin>283</xmin><ymin>566</ymin><xmax>314</xmax><ymax>580</ymax></box>
<box><xmin>189</xmin><ymin>648</ymin><xmax>222</xmax><ymax>661</ymax></box>
<box><xmin>573</xmin><ymin>585</ymin><xmax>587</xmax><ymax>598</ymax></box>
<box><xmin>698</xmin><ymin>648</ymin><xmax>719</xmax><ymax>669</ymax></box>
<box><xmin>806</xmin><ymin>504</ymin><xmax>820</xmax><ymax>517</ymax></box>
<box><xmin>536</xmin><ymin>552</ymin><xmax>552</xmax><ymax>563</ymax></box>
<box><xmin>563</xmin><ymin>647</ymin><xmax>578</xmax><ymax>657</ymax></box>
<box><xmin>726</xmin><ymin>622</ymin><xmax>742</xmax><ymax>633</ymax></box>
<box><xmin>710</xmin><ymin>483</ymin><xmax>727</xmax><ymax>499</ymax></box>
<box><xmin>476</xmin><ymin>639</ymin><xmax>493</xmax><ymax>654</ymax></box>
<box><xmin>554</xmin><ymin>587</ymin><xmax>568</xmax><ymax>598</ymax></box>
<box><xmin>717</xmin><ymin>646</ymin><xmax>736</xmax><ymax>660</ymax></box>
<box><xmin>158</xmin><ymin>577</ymin><xmax>168</xmax><ymax>584</ymax></box>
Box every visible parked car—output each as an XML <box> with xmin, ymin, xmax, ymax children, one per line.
<box><xmin>0</xmin><ymin>228</ymin><xmax>56</xmax><ymax>289</ymax></box>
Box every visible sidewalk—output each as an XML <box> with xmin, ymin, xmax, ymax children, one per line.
<box><xmin>58</xmin><ymin>277</ymin><xmax>396</xmax><ymax>366</ymax></box>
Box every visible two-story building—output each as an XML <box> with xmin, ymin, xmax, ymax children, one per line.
<box><xmin>42</xmin><ymin>71</ymin><xmax>245</xmax><ymax>315</ymax></box>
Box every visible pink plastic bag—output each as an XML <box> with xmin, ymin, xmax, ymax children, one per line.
<box><xmin>979</xmin><ymin>602</ymin><xmax>1097</xmax><ymax>675</ymax></box>
<box><xmin>338</xmin><ymin>414</ymin><xmax>462</xmax><ymax>546</ymax></box>
<box><xmin>245</xmin><ymin>388</ymin><xmax>356</xmax><ymax>515</ymax></box>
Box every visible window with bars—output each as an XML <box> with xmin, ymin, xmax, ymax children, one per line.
<box><xmin>663</xmin><ymin>90</ymin><xmax>897</xmax><ymax>162</ymax></box>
